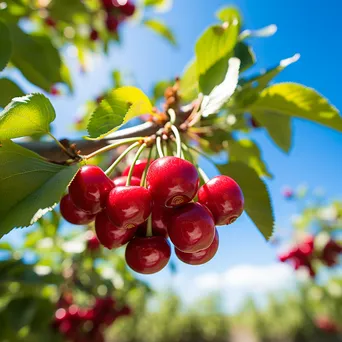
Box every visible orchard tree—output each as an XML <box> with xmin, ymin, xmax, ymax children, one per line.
<box><xmin>1</xmin><ymin>2</ymin><xmax>342</xmax><ymax>342</ymax></box>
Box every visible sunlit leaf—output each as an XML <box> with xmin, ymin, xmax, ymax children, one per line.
<box><xmin>143</xmin><ymin>19</ymin><xmax>176</xmax><ymax>46</ymax></box>
<box><xmin>87</xmin><ymin>86</ymin><xmax>153</xmax><ymax>139</ymax></box>
<box><xmin>0</xmin><ymin>21</ymin><xmax>12</xmax><ymax>71</ymax></box>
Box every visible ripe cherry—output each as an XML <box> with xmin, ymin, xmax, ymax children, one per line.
<box><xmin>122</xmin><ymin>159</ymin><xmax>151</xmax><ymax>179</ymax></box>
<box><xmin>45</xmin><ymin>17</ymin><xmax>56</xmax><ymax>27</ymax></box>
<box><xmin>69</xmin><ymin>165</ymin><xmax>114</xmax><ymax>214</ymax></box>
<box><xmin>198</xmin><ymin>175</ymin><xmax>244</xmax><ymax>225</ymax></box>
<box><xmin>86</xmin><ymin>232</ymin><xmax>101</xmax><ymax>251</ymax></box>
<box><xmin>112</xmin><ymin>175</ymin><xmax>141</xmax><ymax>187</ymax></box>
<box><xmin>105</xmin><ymin>14</ymin><xmax>119</xmax><ymax>32</ymax></box>
<box><xmin>90</xmin><ymin>29</ymin><xmax>99</xmax><ymax>41</ymax></box>
<box><xmin>125</xmin><ymin>236</ymin><xmax>171</xmax><ymax>274</ymax></box>
<box><xmin>119</xmin><ymin>1</ymin><xmax>136</xmax><ymax>16</ymax></box>
<box><xmin>95</xmin><ymin>211</ymin><xmax>137</xmax><ymax>249</ymax></box>
<box><xmin>102</xmin><ymin>0</ymin><xmax>115</xmax><ymax>10</ymax></box>
<box><xmin>168</xmin><ymin>203</ymin><xmax>215</xmax><ymax>253</ymax></box>
<box><xmin>50</xmin><ymin>86</ymin><xmax>60</xmax><ymax>96</ymax></box>
<box><xmin>147</xmin><ymin>157</ymin><xmax>199</xmax><ymax>207</ymax></box>
<box><xmin>136</xmin><ymin>205</ymin><xmax>171</xmax><ymax>238</ymax></box>
<box><xmin>106</xmin><ymin>186</ymin><xmax>152</xmax><ymax>229</ymax></box>
<box><xmin>60</xmin><ymin>194</ymin><xmax>96</xmax><ymax>225</ymax></box>
<box><xmin>175</xmin><ymin>229</ymin><xmax>219</xmax><ymax>265</ymax></box>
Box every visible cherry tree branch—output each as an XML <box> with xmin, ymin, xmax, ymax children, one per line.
<box><xmin>19</xmin><ymin>122</ymin><xmax>159</xmax><ymax>162</ymax></box>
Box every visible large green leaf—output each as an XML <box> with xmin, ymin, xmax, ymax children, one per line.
<box><xmin>216</xmin><ymin>6</ymin><xmax>242</xmax><ymax>25</ymax></box>
<box><xmin>0</xmin><ymin>141</ymin><xmax>79</xmax><ymax>238</ymax></box>
<box><xmin>234</xmin><ymin>42</ymin><xmax>255</xmax><ymax>72</ymax></box>
<box><xmin>0</xmin><ymin>78</ymin><xmax>24</xmax><ymax>108</ymax></box>
<box><xmin>229</xmin><ymin>139</ymin><xmax>272</xmax><ymax>178</ymax></box>
<box><xmin>0</xmin><ymin>21</ymin><xmax>11</xmax><ymax>71</ymax></box>
<box><xmin>249</xmin><ymin>83</ymin><xmax>342</xmax><ymax>132</ymax></box>
<box><xmin>252</xmin><ymin>112</ymin><xmax>292</xmax><ymax>153</ymax></box>
<box><xmin>143</xmin><ymin>19</ymin><xmax>176</xmax><ymax>46</ymax></box>
<box><xmin>87</xmin><ymin>86</ymin><xmax>153</xmax><ymax>140</ymax></box>
<box><xmin>217</xmin><ymin>162</ymin><xmax>274</xmax><ymax>240</ymax></box>
<box><xmin>9</xmin><ymin>25</ymin><xmax>69</xmax><ymax>91</ymax></box>
<box><xmin>0</xmin><ymin>93</ymin><xmax>55</xmax><ymax>139</ymax></box>
<box><xmin>195</xmin><ymin>15</ymin><xmax>239</xmax><ymax>79</ymax></box>
<box><xmin>179</xmin><ymin>59</ymin><xmax>199</xmax><ymax>102</ymax></box>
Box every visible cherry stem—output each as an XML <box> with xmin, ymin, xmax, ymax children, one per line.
<box><xmin>105</xmin><ymin>142</ymin><xmax>140</xmax><ymax>177</ymax></box>
<box><xmin>162</xmin><ymin>139</ymin><xmax>169</xmax><ymax>156</ymax></box>
<box><xmin>198</xmin><ymin>167</ymin><xmax>210</xmax><ymax>184</ymax></box>
<box><xmin>146</xmin><ymin>214</ymin><xmax>153</xmax><ymax>237</ymax></box>
<box><xmin>181</xmin><ymin>143</ymin><xmax>195</xmax><ymax>164</ymax></box>
<box><xmin>171</xmin><ymin>125</ymin><xmax>182</xmax><ymax>158</ymax></box>
<box><xmin>156</xmin><ymin>136</ymin><xmax>164</xmax><ymax>158</ymax></box>
<box><xmin>126</xmin><ymin>143</ymin><xmax>147</xmax><ymax>186</ymax></box>
<box><xmin>84</xmin><ymin>137</ymin><xmax>143</xmax><ymax>160</ymax></box>
<box><xmin>140</xmin><ymin>146</ymin><xmax>154</xmax><ymax>187</ymax></box>
<box><xmin>168</xmin><ymin>108</ymin><xmax>176</xmax><ymax>124</ymax></box>
<box><xmin>48</xmin><ymin>132</ymin><xmax>75</xmax><ymax>159</ymax></box>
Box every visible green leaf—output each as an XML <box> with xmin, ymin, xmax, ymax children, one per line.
<box><xmin>9</xmin><ymin>25</ymin><xmax>67</xmax><ymax>91</ymax></box>
<box><xmin>195</xmin><ymin>16</ymin><xmax>240</xmax><ymax>80</ymax></box>
<box><xmin>48</xmin><ymin>0</ymin><xmax>87</xmax><ymax>22</ymax></box>
<box><xmin>234</xmin><ymin>42</ymin><xmax>255</xmax><ymax>72</ymax></box>
<box><xmin>0</xmin><ymin>93</ymin><xmax>55</xmax><ymax>139</ymax></box>
<box><xmin>0</xmin><ymin>21</ymin><xmax>12</xmax><ymax>71</ymax></box>
<box><xmin>143</xmin><ymin>19</ymin><xmax>176</xmax><ymax>46</ymax></box>
<box><xmin>252</xmin><ymin>112</ymin><xmax>292</xmax><ymax>153</ymax></box>
<box><xmin>216</xmin><ymin>6</ymin><xmax>242</xmax><ymax>25</ymax></box>
<box><xmin>0</xmin><ymin>78</ymin><xmax>25</xmax><ymax>108</ymax></box>
<box><xmin>0</xmin><ymin>242</ymin><xmax>13</xmax><ymax>251</ymax></box>
<box><xmin>0</xmin><ymin>141</ymin><xmax>79</xmax><ymax>238</ymax></box>
<box><xmin>217</xmin><ymin>162</ymin><xmax>274</xmax><ymax>240</ymax></box>
<box><xmin>229</xmin><ymin>139</ymin><xmax>272</xmax><ymax>177</ymax></box>
<box><xmin>248</xmin><ymin>83</ymin><xmax>342</xmax><ymax>132</ymax></box>
<box><xmin>144</xmin><ymin>0</ymin><xmax>165</xmax><ymax>6</ymax></box>
<box><xmin>87</xmin><ymin>86</ymin><xmax>153</xmax><ymax>140</ymax></box>
<box><xmin>179</xmin><ymin>59</ymin><xmax>199</xmax><ymax>102</ymax></box>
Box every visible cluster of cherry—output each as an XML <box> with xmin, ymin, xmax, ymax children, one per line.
<box><xmin>100</xmin><ymin>0</ymin><xmax>135</xmax><ymax>37</ymax></box>
<box><xmin>314</xmin><ymin>316</ymin><xmax>340</xmax><ymax>334</ymax></box>
<box><xmin>45</xmin><ymin>0</ymin><xmax>135</xmax><ymax>41</ymax></box>
<box><xmin>278</xmin><ymin>235</ymin><xmax>342</xmax><ymax>277</ymax></box>
<box><xmin>60</xmin><ymin>156</ymin><xmax>244</xmax><ymax>274</ymax></box>
<box><xmin>53</xmin><ymin>294</ymin><xmax>131</xmax><ymax>342</ymax></box>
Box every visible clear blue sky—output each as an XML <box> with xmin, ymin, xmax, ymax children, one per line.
<box><xmin>3</xmin><ymin>0</ymin><xmax>342</xmax><ymax>309</ymax></box>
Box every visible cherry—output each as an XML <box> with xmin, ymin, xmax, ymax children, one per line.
<box><xmin>136</xmin><ymin>205</ymin><xmax>171</xmax><ymax>238</ymax></box>
<box><xmin>105</xmin><ymin>186</ymin><xmax>152</xmax><ymax>229</ymax></box>
<box><xmin>69</xmin><ymin>165</ymin><xmax>114</xmax><ymax>214</ymax></box>
<box><xmin>101</xmin><ymin>0</ymin><xmax>115</xmax><ymax>10</ymax></box>
<box><xmin>90</xmin><ymin>29</ymin><xmax>99</xmax><ymax>41</ymax></box>
<box><xmin>122</xmin><ymin>159</ymin><xmax>151</xmax><ymax>179</ymax></box>
<box><xmin>50</xmin><ymin>85</ymin><xmax>60</xmax><ymax>96</ymax></box>
<box><xmin>86</xmin><ymin>232</ymin><xmax>101</xmax><ymax>251</ymax></box>
<box><xmin>119</xmin><ymin>1</ymin><xmax>136</xmax><ymax>16</ymax></box>
<box><xmin>45</xmin><ymin>17</ymin><xmax>56</xmax><ymax>27</ymax></box>
<box><xmin>95</xmin><ymin>211</ymin><xmax>137</xmax><ymax>249</ymax></box>
<box><xmin>112</xmin><ymin>175</ymin><xmax>141</xmax><ymax>187</ymax></box>
<box><xmin>106</xmin><ymin>14</ymin><xmax>119</xmax><ymax>32</ymax></box>
<box><xmin>125</xmin><ymin>236</ymin><xmax>171</xmax><ymax>274</ymax></box>
<box><xmin>175</xmin><ymin>229</ymin><xmax>219</xmax><ymax>265</ymax></box>
<box><xmin>198</xmin><ymin>175</ymin><xmax>244</xmax><ymax>225</ymax></box>
<box><xmin>168</xmin><ymin>203</ymin><xmax>215</xmax><ymax>253</ymax></box>
<box><xmin>146</xmin><ymin>156</ymin><xmax>199</xmax><ymax>207</ymax></box>
<box><xmin>60</xmin><ymin>194</ymin><xmax>96</xmax><ymax>225</ymax></box>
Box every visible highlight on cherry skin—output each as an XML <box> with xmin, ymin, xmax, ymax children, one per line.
<box><xmin>59</xmin><ymin>155</ymin><xmax>244</xmax><ymax>275</ymax></box>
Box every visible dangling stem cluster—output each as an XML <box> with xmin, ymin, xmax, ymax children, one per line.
<box><xmin>126</xmin><ymin>143</ymin><xmax>147</xmax><ymax>186</ymax></box>
<box><xmin>140</xmin><ymin>146</ymin><xmax>154</xmax><ymax>187</ymax></box>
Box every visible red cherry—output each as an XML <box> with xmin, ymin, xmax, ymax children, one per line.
<box><xmin>106</xmin><ymin>14</ymin><xmax>119</xmax><ymax>32</ymax></box>
<box><xmin>122</xmin><ymin>159</ymin><xmax>151</xmax><ymax>179</ymax></box>
<box><xmin>136</xmin><ymin>205</ymin><xmax>171</xmax><ymax>238</ymax></box>
<box><xmin>168</xmin><ymin>203</ymin><xmax>215</xmax><ymax>253</ymax></box>
<box><xmin>105</xmin><ymin>186</ymin><xmax>152</xmax><ymax>229</ymax></box>
<box><xmin>86</xmin><ymin>232</ymin><xmax>101</xmax><ymax>251</ymax></box>
<box><xmin>45</xmin><ymin>17</ymin><xmax>56</xmax><ymax>27</ymax></box>
<box><xmin>125</xmin><ymin>236</ymin><xmax>171</xmax><ymax>274</ymax></box>
<box><xmin>69</xmin><ymin>165</ymin><xmax>114</xmax><ymax>214</ymax></box>
<box><xmin>60</xmin><ymin>194</ymin><xmax>96</xmax><ymax>225</ymax></box>
<box><xmin>175</xmin><ymin>229</ymin><xmax>219</xmax><ymax>265</ymax></box>
<box><xmin>112</xmin><ymin>175</ymin><xmax>141</xmax><ymax>187</ymax></box>
<box><xmin>147</xmin><ymin>157</ymin><xmax>199</xmax><ymax>208</ymax></box>
<box><xmin>90</xmin><ymin>29</ymin><xmax>99</xmax><ymax>41</ymax></box>
<box><xmin>101</xmin><ymin>0</ymin><xmax>115</xmax><ymax>9</ymax></box>
<box><xmin>95</xmin><ymin>211</ymin><xmax>137</xmax><ymax>249</ymax></box>
<box><xmin>119</xmin><ymin>1</ymin><xmax>135</xmax><ymax>16</ymax></box>
<box><xmin>198</xmin><ymin>175</ymin><xmax>244</xmax><ymax>225</ymax></box>
<box><xmin>50</xmin><ymin>86</ymin><xmax>60</xmax><ymax>96</ymax></box>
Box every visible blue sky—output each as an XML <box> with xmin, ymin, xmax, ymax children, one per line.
<box><xmin>3</xmin><ymin>0</ymin><xmax>342</xmax><ymax>310</ymax></box>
